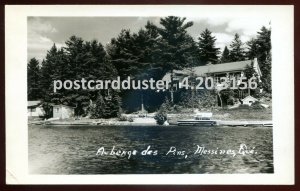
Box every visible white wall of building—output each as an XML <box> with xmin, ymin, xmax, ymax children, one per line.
<box><xmin>27</xmin><ymin>106</ymin><xmax>45</xmax><ymax>117</ymax></box>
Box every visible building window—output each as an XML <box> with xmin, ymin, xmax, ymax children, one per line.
<box><xmin>55</xmin><ymin>108</ymin><xmax>59</xmax><ymax>113</ymax></box>
<box><xmin>31</xmin><ymin>108</ymin><xmax>36</xmax><ymax>112</ymax></box>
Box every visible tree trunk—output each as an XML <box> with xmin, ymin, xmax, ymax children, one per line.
<box><xmin>218</xmin><ymin>92</ymin><xmax>223</xmax><ymax>108</ymax></box>
<box><xmin>170</xmin><ymin>71</ymin><xmax>174</xmax><ymax>103</ymax></box>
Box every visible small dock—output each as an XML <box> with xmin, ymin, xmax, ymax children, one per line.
<box><xmin>177</xmin><ymin>120</ymin><xmax>217</xmax><ymax>126</ymax></box>
<box><xmin>44</xmin><ymin>121</ymin><xmax>91</xmax><ymax>126</ymax></box>
<box><xmin>218</xmin><ymin>120</ymin><xmax>273</xmax><ymax>127</ymax></box>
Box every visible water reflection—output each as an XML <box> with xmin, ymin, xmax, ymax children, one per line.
<box><xmin>29</xmin><ymin>125</ymin><xmax>273</xmax><ymax>174</ymax></box>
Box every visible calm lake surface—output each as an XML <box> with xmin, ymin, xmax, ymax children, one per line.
<box><xmin>29</xmin><ymin>125</ymin><xmax>273</xmax><ymax>174</ymax></box>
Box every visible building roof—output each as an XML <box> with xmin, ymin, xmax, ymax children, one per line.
<box><xmin>241</xmin><ymin>95</ymin><xmax>258</xmax><ymax>102</ymax></box>
<box><xmin>162</xmin><ymin>60</ymin><xmax>254</xmax><ymax>81</ymax></box>
<box><xmin>28</xmin><ymin>100</ymin><xmax>42</xmax><ymax>107</ymax></box>
<box><xmin>193</xmin><ymin>60</ymin><xmax>252</xmax><ymax>75</ymax></box>
<box><xmin>52</xmin><ymin>104</ymin><xmax>76</xmax><ymax>109</ymax></box>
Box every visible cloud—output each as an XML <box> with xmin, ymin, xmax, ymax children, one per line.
<box><xmin>27</xmin><ymin>17</ymin><xmax>271</xmax><ymax>62</ymax></box>
<box><xmin>225</xmin><ymin>18</ymin><xmax>270</xmax><ymax>36</ymax></box>
<box><xmin>205</xmin><ymin>17</ymin><xmax>230</xmax><ymax>26</ymax></box>
<box><xmin>191</xmin><ymin>17</ymin><xmax>270</xmax><ymax>51</ymax></box>
<box><xmin>27</xmin><ymin>18</ymin><xmax>59</xmax><ymax>62</ymax></box>
<box><xmin>212</xmin><ymin>32</ymin><xmax>233</xmax><ymax>49</ymax></box>
<box><xmin>212</xmin><ymin>32</ymin><xmax>254</xmax><ymax>53</ymax></box>
<box><xmin>199</xmin><ymin>17</ymin><xmax>270</xmax><ymax>37</ymax></box>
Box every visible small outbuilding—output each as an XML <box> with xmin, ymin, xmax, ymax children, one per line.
<box><xmin>53</xmin><ymin>104</ymin><xmax>75</xmax><ymax>119</ymax></box>
<box><xmin>28</xmin><ymin>100</ymin><xmax>45</xmax><ymax>117</ymax></box>
<box><xmin>241</xmin><ymin>95</ymin><xmax>258</xmax><ymax>106</ymax></box>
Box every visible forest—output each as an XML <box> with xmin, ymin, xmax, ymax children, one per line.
<box><xmin>27</xmin><ymin>16</ymin><xmax>271</xmax><ymax>118</ymax></box>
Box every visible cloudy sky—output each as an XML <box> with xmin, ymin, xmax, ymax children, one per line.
<box><xmin>28</xmin><ymin>17</ymin><xmax>270</xmax><ymax>61</ymax></box>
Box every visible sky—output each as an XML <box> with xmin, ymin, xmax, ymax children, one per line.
<box><xmin>27</xmin><ymin>17</ymin><xmax>271</xmax><ymax>62</ymax></box>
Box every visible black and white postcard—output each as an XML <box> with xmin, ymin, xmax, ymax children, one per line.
<box><xmin>5</xmin><ymin>5</ymin><xmax>294</xmax><ymax>184</ymax></box>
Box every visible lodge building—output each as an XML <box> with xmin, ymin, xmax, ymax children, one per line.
<box><xmin>162</xmin><ymin>58</ymin><xmax>262</xmax><ymax>103</ymax></box>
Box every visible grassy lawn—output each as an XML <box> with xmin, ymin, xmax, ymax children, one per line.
<box><xmin>213</xmin><ymin>108</ymin><xmax>272</xmax><ymax>120</ymax></box>
<box><xmin>167</xmin><ymin>107</ymin><xmax>272</xmax><ymax>124</ymax></box>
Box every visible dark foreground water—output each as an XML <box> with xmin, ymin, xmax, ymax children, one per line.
<box><xmin>29</xmin><ymin>125</ymin><xmax>273</xmax><ymax>174</ymax></box>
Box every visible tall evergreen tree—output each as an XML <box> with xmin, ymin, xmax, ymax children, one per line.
<box><xmin>107</xmin><ymin>22</ymin><xmax>166</xmax><ymax>112</ymax></box>
<box><xmin>197</xmin><ymin>28</ymin><xmax>220</xmax><ymax>64</ymax></box>
<box><xmin>157</xmin><ymin>16</ymin><xmax>196</xmax><ymax>73</ymax></box>
<box><xmin>220</xmin><ymin>46</ymin><xmax>231</xmax><ymax>63</ymax></box>
<box><xmin>108</xmin><ymin>29</ymin><xmax>140</xmax><ymax>80</ymax></box>
<box><xmin>39</xmin><ymin>37</ymin><xmax>120</xmax><ymax>117</ymax></box>
<box><xmin>246</xmin><ymin>38</ymin><xmax>259</xmax><ymax>60</ymax></box>
<box><xmin>40</xmin><ymin>44</ymin><xmax>61</xmax><ymax>102</ymax></box>
<box><xmin>63</xmin><ymin>36</ymin><xmax>119</xmax><ymax>115</ymax></box>
<box><xmin>246</xmin><ymin>26</ymin><xmax>271</xmax><ymax>93</ymax></box>
<box><xmin>157</xmin><ymin>16</ymin><xmax>198</xmax><ymax>103</ymax></box>
<box><xmin>229</xmin><ymin>33</ymin><xmax>245</xmax><ymax>61</ymax></box>
<box><xmin>27</xmin><ymin>57</ymin><xmax>42</xmax><ymax>100</ymax></box>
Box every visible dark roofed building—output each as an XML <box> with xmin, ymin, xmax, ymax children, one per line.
<box><xmin>162</xmin><ymin>58</ymin><xmax>262</xmax><ymax>83</ymax></box>
<box><xmin>28</xmin><ymin>100</ymin><xmax>45</xmax><ymax>117</ymax></box>
<box><xmin>161</xmin><ymin>58</ymin><xmax>262</xmax><ymax>104</ymax></box>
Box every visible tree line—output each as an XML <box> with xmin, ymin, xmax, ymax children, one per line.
<box><xmin>27</xmin><ymin>16</ymin><xmax>271</xmax><ymax>117</ymax></box>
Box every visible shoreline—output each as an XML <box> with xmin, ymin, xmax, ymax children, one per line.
<box><xmin>29</xmin><ymin>108</ymin><xmax>273</xmax><ymax>127</ymax></box>
<box><xmin>29</xmin><ymin>118</ymin><xmax>273</xmax><ymax>127</ymax></box>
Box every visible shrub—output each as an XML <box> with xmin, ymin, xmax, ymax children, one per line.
<box><xmin>235</xmin><ymin>104</ymin><xmax>251</xmax><ymax>109</ymax></box>
<box><xmin>118</xmin><ymin>115</ymin><xmax>128</xmax><ymax>121</ymax></box>
<box><xmin>173</xmin><ymin>104</ymin><xmax>183</xmax><ymax>113</ymax></box>
<box><xmin>128</xmin><ymin>117</ymin><xmax>134</xmax><ymax>122</ymax></box>
<box><xmin>251</xmin><ymin>101</ymin><xmax>265</xmax><ymax>110</ymax></box>
<box><xmin>178</xmin><ymin>89</ymin><xmax>217</xmax><ymax>109</ymax></box>
<box><xmin>118</xmin><ymin>115</ymin><xmax>134</xmax><ymax>122</ymax></box>
<box><xmin>227</xmin><ymin>97</ymin><xmax>235</xmax><ymax>105</ymax></box>
<box><xmin>160</xmin><ymin>97</ymin><xmax>172</xmax><ymax>112</ymax></box>
<box><xmin>154</xmin><ymin>111</ymin><xmax>167</xmax><ymax>125</ymax></box>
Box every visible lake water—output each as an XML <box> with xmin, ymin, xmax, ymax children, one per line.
<box><xmin>29</xmin><ymin>125</ymin><xmax>273</xmax><ymax>174</ymax></box>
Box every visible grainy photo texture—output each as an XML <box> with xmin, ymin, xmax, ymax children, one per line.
<box><xmin>27</xmin><ymin>16</ymin><xmax>274</xmax><ymax>174</ymax></box>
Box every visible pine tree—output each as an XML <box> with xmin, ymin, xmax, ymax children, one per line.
<box><xmin>246</xmin><ymin>38</ymin><xmax>259</xmax><ymax>60</ymax></box>
<box><xmin>39</xmin><ymin>37</ymin><xmax>121</xmax><ymax>117</ymax></box>
<box><xmin>90</xmin><ymin>90</ymin><xmax>121</xmax><ymax>119</ymax></box>
<box><xmin>107</xmin><ymin>29</ymin><xmax>139</xmax><ymax>80</ymax></box>
<box><xmin>198</xmin><ymin>28</ymin><xmax>220</xmax><ymax>64</ymax></box>
<box><xmin>90</xmin><ymin>92</ymin><xmax>105</xmax><ymax>119</ymax></box>
<box><xmin>156</xmin><ymin>16</ymin><xmax>198</xmax><ymax>103</ymax></box>
<box><xmin>107</xmin><ymin>22</ymin><xmax>167</xmax><ymax>111</ymax></box>
<box><xmin>229</xmin><ymin>33</ymin><xmax>245</xmax><ymax>61</ymax></box>
<box><xmin>40</xmin><ymin>44</ymin><xmax>60</xmax><ymax>102</ymax></box>
<box><xmin>27</xmin><ymin>58</ymin><xmax>42</xmax><ymax>100</ymax></box>
<box><xmin>157</xmin><ymin>16</ymin><xmax>196</xmax><ymax>73</ymax></box>
<box><xmin>220</xmin><ymin>46</ymin><xmax>230</xmax><ymax>63</ymax></box>
<box><xmin>245</xmin><ymin>26</ymin><xmax>271</xmax><ymax>93</ymax></box>
<box><xmin>63</xmin><ymin>36</ymin><xmax>119</xmax><ymax>115</ymax></box>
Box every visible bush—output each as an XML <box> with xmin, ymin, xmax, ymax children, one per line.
<box><xmin>251</xmin><ymin>101</ymin><xmax>265</xmax><ymax>110</ymax></box>
<box><xmin>154</xmin><ymin>111</ymin><xmax>167</xmax><ymax>125</ymax></box>
<box><xmin>118</xmin><ymin>115</ymin><xmax>134</xmax><ymax>122</ymax></box>
<box><xmin>173</xmin><ymin>104</ymin><xmax>183</xmax><ymax>113</ymax></box>
<box><xmin>128</xmin><ymin>117</ymin><xmax>134</xmax><ymax>122</ymax></box>
<box><xmin>118</xmin><ymin>115</ymin><xmax>128</xmax><ymax>121</ymax></box>
<box><xmin>160</xmin><ymin>97</ymin><xmax>172</xmax><ymax>112</ymax></box>
<box><xmin>178</xmin><ymin>89</ymin><xmax>217</xmax><ymax>109</ymax></box>
<box><xmin>235</xmin><ymin>104</ymin><xmax>251</xmax><ymax>109</ymax></box>
<box><xmin>227</xmin><ymin>97</ymin><xmax>235</xmax><ymax>105</ymax></box>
